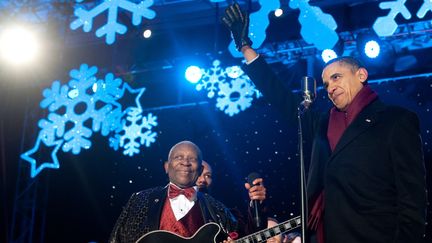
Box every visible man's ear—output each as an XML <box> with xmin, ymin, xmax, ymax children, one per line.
<box><xmin>163</xmin><ymin>161</ymin><xmax>169</xmax><ymax>174</ymax></box>
<box><xmin>358</xmin><ymin>67</ymin><xmax>368</xmax><ymax>83</ymax></box>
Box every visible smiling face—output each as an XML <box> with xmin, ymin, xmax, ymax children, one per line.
<box><xmin>164</xmin><ymin>141</ymin><xmax>202</xmax><ymax>188</ymax></box>
<box><xmin>322</xmin><ymin>59</ymin><xmax>368</xmax><ymax>111</ymax></box>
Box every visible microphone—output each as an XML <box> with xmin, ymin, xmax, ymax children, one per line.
<box><xmin>246</xmin><ymin>172</ymin><xmax>262</xmax><ymax>228</ymax></box>
<box><xmin>300</xmin><ymin>76</ymin><xmax>316</xmax><ymax>109</ymax></box>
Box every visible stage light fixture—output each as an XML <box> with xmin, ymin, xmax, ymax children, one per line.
<box><xmin>320</xmin><ymin>37</ymin><xmax>344</xmax><ymax>63</ymax></box>
<box><xmin>321</xmin><ymin>49</ymin><xmax>338</xmax><ymax>63</ymax></box>
<box><xmin>356</xmin><ymin>32</ymin><xmax>383</xmax><ymax>59</ymax></box>
<box><xmin>143</xmin><ymin>29</ymin><xmax>152</xmax><ymax>39</ymax></box>
<box><xmin>274</xmin><ymin>9</ymin><xmax>283</xmax><ymax>17</ymax></box>
<box><xmin>0</xmin><ymin>25</ymin><xmax>40</xmax><ymax>65</ymax></box>
<box><xmin>356</xmin><ymin>31</ymin><xmax>395</xmax><ymax>72</ymax></box>
<box><xmin>364</xmin><ymin>40</ymin><xmax>380</xmax><ymax>58</ymax></box>
<box><xmin>185</xmin><ymin>65</ymin><xmax>202</xmax><ymax>83</ymax></box>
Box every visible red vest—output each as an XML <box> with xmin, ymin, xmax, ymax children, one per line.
<box><xmin>159</xmin><ymin>197</ymin><xmax>204</xmax><ymax>237</ymax></box>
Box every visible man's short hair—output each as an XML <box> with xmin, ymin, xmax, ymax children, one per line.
<box><xmin>167</xmin><ymin>140</ymin><xmax>203</xmax><ymax>162</ymax></box>
<box><xmin>324</xmin><ymin>56</ymin><xmax>365</xmax><ymax>74</ymax></box>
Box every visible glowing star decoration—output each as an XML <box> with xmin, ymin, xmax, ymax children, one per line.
<box><xmin>417</xmin><ymin>0</ymin><xmax>432</xmax><ymax>20</ymax></box>
<box><xmin>289</xmin><ymin>0</ymin><xmax>339</xmax><ymax>50</ymax></box>
<box><xmin>70</xmin><ymin>0</ymin><xmax>156</xmax><ymax>45</ymax></box>
<box><xmin>117</xmin><ymin>83</ymin><xmax>145</xmax><ymax>113</ymax></box>
<box><xmin>194</xmin><ymin>59</ymin><xmax>261</xmax><ymax>116</ymax></box>
<box><xmin>20</xmin><ymin>134</ymin><xmax>62</xmax><ymax>178</ymax></box>
<box><xmin>373</xmin><ymin>0</ymin><xmax>411</xmax><ymax>37</ymax></box>
<box><xmin>229</xmin><ymin>0</ymin><xmax>280</xmax><ymax>58</ymax></box>
<box><xmin>22</xmin><ymin>63</ymin><xmax>158</xmax><ymax>177</ymax></box>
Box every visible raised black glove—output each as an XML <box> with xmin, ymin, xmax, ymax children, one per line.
<box><xmin>222</xmin><ymin>3</ymin><xmax>252</xmax><ymax>51</ymax></box>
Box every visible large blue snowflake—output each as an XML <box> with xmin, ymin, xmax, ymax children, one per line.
<box><xmin>70</xmin><ymin>0</ymin><xmax>156</xmax><ymax>44</ymax></box>
<box><xmin>21</xmin><ymin>64</ymin><xmax>158</xmax><ymax>177</ymax></box>
<box><xmin>194</xmin><ymin>60</ymin><xmax>261</xmax><ymax>116</ymax></box>
<box><xmin>216</xmin><ymin>77</ymin><xmax>256</xmax><ymax>117</ymax></box>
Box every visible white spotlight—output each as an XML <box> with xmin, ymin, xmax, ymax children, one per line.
<box><xmin>143</xmin><ymin>29</ymin><xmax>152</xmax><ymax>39</ymax></box>
<box><xmin>185</xmin><ymin>66</ymin><xmax>202</xmax><ymax>83</ymax></box>
<box><xmin>274</xmin><ymin>9</ymin><xmax>283</xmax><ymax>17</ymax></box>
<box><xmin>321</xmin><ymin>49</ymin><xmax>337</xmax><ymax>63</ymax></box>
<box><xmin>364</xmin><ymin>40</ymin><xmax>380</xmax><ymax>59</ymax></box>
<box><xmin>0</xmin><ymin>26</ymin><xmax>40</xmax><ymax>65</ymax></box>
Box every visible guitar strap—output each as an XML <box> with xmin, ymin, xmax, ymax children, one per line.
<box><xmin>200</xmin><ymin>193</ymin><xmax>229</xmax><ymax>235</ymax></box>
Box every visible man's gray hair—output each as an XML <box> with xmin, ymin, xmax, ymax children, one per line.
<box><xmin>167</xmin><ymin>140</ymin><xmax>203</xmax><ymax>162</ymax></box>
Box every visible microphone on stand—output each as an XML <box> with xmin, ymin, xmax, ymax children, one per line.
<box><xmin>300</xmin><ymin>76</ymin><xmax>317</xmax><ymax>109</ymax></box>
<box><xmin>246</xmin><ymin>172</ymin><xmax>262</xmax><ymax>229</ymax></box>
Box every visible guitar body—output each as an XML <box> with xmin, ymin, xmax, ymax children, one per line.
<box><xmin>136</xmin><ymin>222</ymin><xmax>221</xmax><ymax>243</ymax></box>
<box><xmin>136</xmin><ymin>216</ymin><xmax>301</xmax><ymax>243</ymax></box>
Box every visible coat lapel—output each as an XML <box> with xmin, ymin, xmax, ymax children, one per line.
<box><xmin>147</xmin><ymin>187</ymin><xmax>168</xmax><ymax>231</ymax></box>
<box><xmin>328</xmin><ymin>100</ymin><xmax>385</xmax><ymax>162</ymax></box>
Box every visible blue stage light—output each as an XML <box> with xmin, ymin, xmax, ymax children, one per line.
<box><xmin>321</xmin><ymin>49</ymin><xmax>338</xmax><ymax>63</ymax></box>
<box><xmin>185</xmin><ymin>66</ymin><xmax>202</xmax><ymax>83</ymax></box>
<box><xmin>364</xmin><ymin>40</ymin><xmax>380</xmax><ymax>58</ymax></box>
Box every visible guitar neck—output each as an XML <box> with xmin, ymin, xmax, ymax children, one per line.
<box><xmin>235</xmin><ymin>216</ymin><xmax>301</xmax><ymax>243</ymax></box>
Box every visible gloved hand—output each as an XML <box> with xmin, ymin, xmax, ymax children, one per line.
<box><xmin>222</xmin><ymin>3</ymin><xmax>252</xmax><ymax>52</ymax></box>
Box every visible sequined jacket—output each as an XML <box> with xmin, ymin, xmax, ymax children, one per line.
<box><xmin>109</xmin><ymin>186</ymin><xmax>238</xmax><ymax>243</ymax></box>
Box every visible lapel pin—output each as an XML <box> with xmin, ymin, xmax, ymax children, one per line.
<box><xmin>365</xmin><ymin>119</ymin><xmax>371</xmax><ymax>123</ymax></box>
<box><xmin>154</xmin><ymin>198</ymin><xmax>159</xmax><ymax>203</ymax></box>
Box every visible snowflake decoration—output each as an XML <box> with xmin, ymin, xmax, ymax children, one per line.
<box><xmin>216</xmin><ymin>77</ymin><xmax>255</xmax><ymax>116</ymax></box>
<box><xmin>417</xmin><ymin>0</ymin><xmax>432</xmax><ymax>20</ymax></box>
<box><xmin>372</xmin><ymin>0</ymin><xmax>411</xmax><ymax>37</ymax></box>
<box><xmin>289</xmin><ymin>0</ymin><xmax>339</xmax><ymax>50</ymax></box>
<box><xmin>194</xmin><ymin>59</ymin><xmax>261</xmax><ymax>116</ymax></box>
<box><xmin>70</xmin><ymin>0</ymin><xmax>156</xmax><ymax>44</ymax></box>
<box><xmin>21</xmin><ymin>64</ymin><xmax>158</xmax><ymax>177</ymax></box>
<box><xmin>117</xmin><ymin>108</ymin><xmax>158</xmax><ymax>156</ymax></box>
<box><xmin>196</xmin><ymin>60</ymin><xmax>226</xmax><ymax>98</ymax></box>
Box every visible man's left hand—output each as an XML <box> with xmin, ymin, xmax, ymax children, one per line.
<box><xmin>245</xmin><ymin>178</ymin><xmax>266</xmax><ymax>202</ymax></box>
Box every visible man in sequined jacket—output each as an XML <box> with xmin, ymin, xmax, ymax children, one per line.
<box><xmin>109</xmin><ymin>141</ymin><xmax>266</xmax><ymax>243</ymax></box>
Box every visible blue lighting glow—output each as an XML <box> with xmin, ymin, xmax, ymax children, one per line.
<box><xmin>364</xmin><ymin>40</ymin><xmax>381</xmax><ymax>58</ymax></box>
<box><xmin>185</xmin><ymin>66</ymin><xmax>202</xmax><ymax>83</ymax></box>
<box><xmin>321</xmin><ymin>49</ymin><xmax>338</xmax><ymax>63</ymax></box>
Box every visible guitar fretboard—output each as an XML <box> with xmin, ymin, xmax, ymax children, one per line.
<box><xmin>236</xmin><ymin>216</ymin><xmax>301</xmax><ymax>243</ymax></box>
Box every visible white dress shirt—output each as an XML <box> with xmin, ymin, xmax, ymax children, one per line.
<box><xmin>167</xmin><ymin>183</ymin><xmax>198</xmax><ymax>221</ymax></box>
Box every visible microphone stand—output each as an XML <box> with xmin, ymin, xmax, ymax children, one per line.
<box><xmin>297</xmin><ymin>103</ymin><xmax>309</xmax><ymax>243</ymax></box>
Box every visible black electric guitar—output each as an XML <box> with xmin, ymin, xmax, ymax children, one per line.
<box><xmin>136</xmin><ymin>215</ymin><xmax>301</xmax><ymax>243</ymax></box>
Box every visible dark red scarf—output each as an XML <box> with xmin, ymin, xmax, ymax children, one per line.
<box><xmin>308</xmin><ymin>85</ymin><xmax>377</xmax><ymax>243</ymax></box>
<box><xmin>327</xmin><ymin>85</ymin><xmax>378</xmax><ymax>151</ymax></box>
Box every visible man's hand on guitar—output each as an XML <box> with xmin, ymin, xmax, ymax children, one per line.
<box><xmin>245</xmin><ymin>178</ymin><xmax>266</xmax><ymax>203</ymax></box>
<box><xmin>222</xmin><ymin>237</ymin><xmax>235</xmax><ymax>243</ymax></box>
